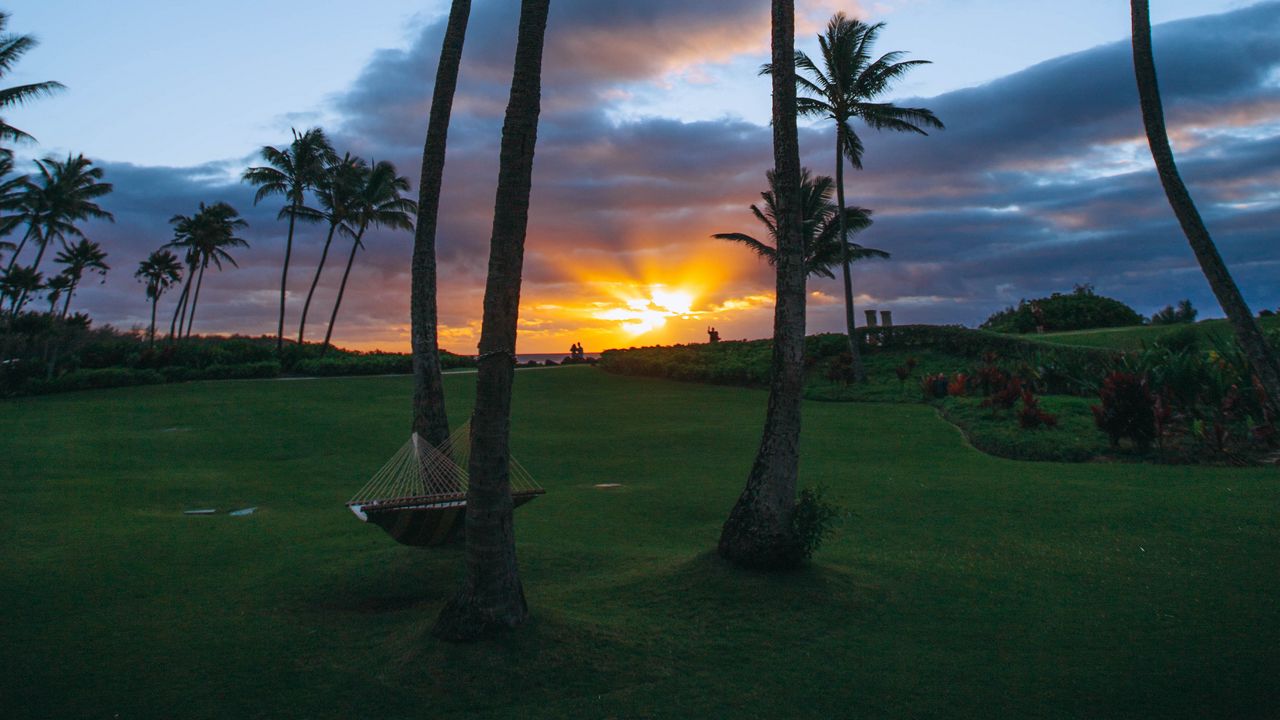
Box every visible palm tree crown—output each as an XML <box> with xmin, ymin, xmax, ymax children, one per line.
<box><xmin>135</xmin><ymin>249</ymin><xmax>183</xmax><ymax>302</ymax></box>
<box><xmin>52</xmin><ymin>238</ymin><xmax>108</xmax><ymax>318</ymax></box>
<box><xmin>715</xmin><ymin>168</ymin><xmax>885</xmax><ymax>279</ymax></box>
<box><xmin>18</xmin><ymin>153</ymin><xmax>115</xmax><ymax>273</ymax></box>
<box><xmin>0</xmin><ymin>11</ymin><xmax>65</xmax><ymax>145</ymax></box>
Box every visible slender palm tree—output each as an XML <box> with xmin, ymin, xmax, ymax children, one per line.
<box><xmin>771</xmin><ymin>14</ymin><xmax>942</xmax><ymax>381</ymax></box>
<box><xmin>1</xmin><ymin>264</ymin><xmax>40</xmax><ymax>318</ymax></box>
<box><xmin>165</xmin><ymin>202</ymin><xmax>248</xmax><ymax>339</ymax></box>
<box><xmin>9</xmin><ymin>153</ymin><xmax>114</xmax><ymax>279</ymax></box>
<box><xmin>413</xmin><ymin>0</ymin><xmax>473</xmax><ymax>448</ymax></box>
<box><xmin>297</xmin><ymin>153</ymin><xmax>364</xmax><ymax>346</ymax></box>
<box><xmin>0</xmin><ymin>154</ymin><xmax>29</xmax><ymax>240</ymax></box>
<box><xmin>1130</xmin><ymin>0</ymin><xmax>1280</xmax><ymax>418</ymax></box>
<box><xmin>242</xmin><ymin>127</ymin><xmax>335</xmax><ymax>352</ymax></box>
<box><xmin>0</xmin><ymin>11</ymin><xmax>64</xmax><ymax>146</ymax></box>
<box><xmin>134</xmin><ymin>249</ymin><xmax>182</xmax><ymax>347</ymax></box>
<box><xmin>52</xmin><ymin>238</ymin><xmax>108</xmax><ymax>319</ymax></box>
<box><xmin>432</xmin><ymin>0</ymin><xmax>551</xmax><ymax>642</ymax></box>
<box><xmin>716</xmin><ymin>0</ymin><xmax>807</xmax><ymax>570</ymax></box>
<box><xmin>320</xmin><ymin>161</ymin><xmax>416</xmax><ymax>354</ymax></box>
<box><xmin>715</xmin><ymin>168</ymin><xmax>885</xmax><ymax>280</ymax></box>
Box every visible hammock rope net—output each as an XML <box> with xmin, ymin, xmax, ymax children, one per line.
<box><xmin>346</xmin><ymin>421</ymin><xmax>544</xmax><ymax>546</ymax></box>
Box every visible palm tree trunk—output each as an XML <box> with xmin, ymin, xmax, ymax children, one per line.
<box><xmin>321</xmin><ymin>229</ymin><xmax>364</xmax><ymax>356</ymax></box>
<box><xmin>4</xmin><ymin>226</ymin><xmax>34</xmax><ymax>275</ymax></box>
<box><xmin>1131</xmin><ymin>0</ymin><xmax>1280</xmax><ymax>418</ymax></box>
<box><xmin>185</xmin><ymin>263</ymin><xmax>207</xmax><ymax>339</ymax></box>
<box><xmin>298</xmin><ymin>223</ymin><xmax>338</xmax><ymax>346</ymax></box>
<box><xmin>432</xmin><ymin>0</ymin><xmax>550</xmax><ymax>643</ymax></box>
<box><xmin>168</xmin><ymin>274</ymin><xmax>191</xmax><ymax>342</ymax></box>
<box><xmin>278</xmin><ymin>207</ymin><xmax>298</xmax><ymax>352</ymax></box>
<box><xmin>60</xmin><ymin>281</ymin><xmax>75</xmax><ymax>319</ymax></box>
<box><xmin>148</xmin><ymin>295</ymin><xmax>158</xmax><ymax>348</ymax></box>
<box><xmin>717</xmin><ymin>0</ymin><xmax>805</xmax><ymax>570</ymax></box>
<box><xmin>834</xmin><ymin>124</ymin><xmax>867</xmax><ymax>382</ymax></box>
<box><xmin>412</xmin><ymin>0</ymin><xmax>472</xmax><ymax>449</ymax></box>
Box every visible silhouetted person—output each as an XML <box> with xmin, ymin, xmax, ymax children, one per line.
<box><xmin>707</xmin><ymin>326</ymin><xmax>720</xmax><ymax>344</ymax></box>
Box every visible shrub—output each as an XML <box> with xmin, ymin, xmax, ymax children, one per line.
<box><xmin>981</xmin><ymin>286</ymin><xmax>1144</xmax><ymax>334</ymax></box>
<box><xmin>1151</xmin><ymin>299</ymin><xmax>1198</xmax><ymax>325</ymax></box>
<box><xmin>792</xmin><ymin>486</ymin><xmax>843</xmax><ymax>561</ymax></box>
<box><xmin>1092</xmin><ymin>372</ymin><xmax>1156</xmax><ymax>450</ymax></box>
<box><xmin>983</xmin><ymin>378</ymin><xmax>1023</xmax><ymax>414</ymax></box>
<box><xmin>825</xmin><ymin>353</ymin><xmax>856</xmax><ymax>386</ymax></box>
<box><xmin>921</xmin><ymin>373</ymin><xmax>949</xmax><ymax>399</ymax></box>
<box><xmin>1018</xmin><ymin>389</ymin><xmax>1058</xmax><ymax>429</ymax></box>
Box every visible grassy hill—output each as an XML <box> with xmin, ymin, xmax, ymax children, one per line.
<box><xmin>2</xmin><ymin>369</ymin><xmax>1277</xmax><ymax>718</ymax></box>
<box><xmin>1036</xmin><ymin>315</ymin><xmax>1280</xmax><ymax>351</ymax></box>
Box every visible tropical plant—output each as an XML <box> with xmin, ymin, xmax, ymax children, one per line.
<box><xmin>297</xmin><ymin>153</ymin><xmax>364</xmax><ymax>346</ymax></box>
<box><xmin>0</xmin><ymin>154</ymin><xmax>30</xmax><ymax>239</ymax></box>
<box><xmin>51</xmin><ymin>238</ymin><xmax>108</xmax><ymax>318</ymax></box>
<box><xmin>774</xmin><ymin>13</ymin><xmax>943</xmax><ymax>381</ymax></box>
<box><xmin>1130</xmin><ymin>0</ymin><xmax>1280</xmax><ymax>419</ymax></box>
<box><xmin>320</xmin><ymin>160</ymin><xmax>416</xmax><ymax>354</ymax></box>
<box><xmin>134</xmin><ymin>249</ymin><xmax>183</xmax><ymax>347</ymax></box>
<box><xmin>412</xmin><ymin>0</ymin><xmax>473</xmax><ymax>448</ymax></box>
<box><xmin>42</xmin><ymin>270</ymin><xmax>69</xmax><ymax>314</ymax></box>
<box><xmin>714</xmin><ymin>168</ymin><xmax>884</xmax><ymax>280</ymax></box>
<box><xmin>0</xmin><ymin>11</ymin><xmax>64</xmax><ymax>146</ymax></box>
<box><xmin>432</xmin><ymin>0</ymin><xmax>550</xmax><ymax>643</ymax></box>
<box><xmin>242</xmin><ymin>127</ymin><xmax>335</xmax><ymax>352</ymax></box>
<box><xmin>164</xmin><ymin>202</ymin><xmax>248</xmax><ymax>339</ymax></box>
<box><xmin>1151</xmin><ymin>299</ymin><xmax>1197</xmax><ymax>325</ymax></box>
<box><xmin>1</xmin><ymin>263</ymin><xmax>40</xmax><ymax>318</ymax></box>
<box><xmin>716</xmin><ymin>0</ymin><xmax>808</xmax><ymax>570</ymax></box>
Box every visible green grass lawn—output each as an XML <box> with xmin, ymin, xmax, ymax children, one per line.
<box><xmin>1037</xmin><ymin>316</ymin><xmax>1280</xmax><ymax>351</ymax></box>
<box><xmin>2</xmin><ymin>369</ymin><xmax>1278</xmax><ymax>719</ymax></box>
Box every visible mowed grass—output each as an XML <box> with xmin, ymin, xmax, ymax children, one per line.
<box><xmin>1037</xmin><ymin>315</ymin><xmax>1280</xmax><ymax>350</ymax></box>
<box><xmin>1</xmin><ymin>368</ymin><xmax>1278</xmax><ymax>719</ymax></box>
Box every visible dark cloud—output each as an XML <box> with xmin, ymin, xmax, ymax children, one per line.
<box><xmin>50</xmin><ymin>1</ymin><xmax>1280</xmax><ymax>351</ymax></box>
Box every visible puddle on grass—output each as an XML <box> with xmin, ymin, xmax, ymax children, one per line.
<box><xmin>182</xmin><ymin>507</ymin><xmax>259</xmax><ymax>517</ymax></box>
<box><xmin>594</xmin><ymin>483</ymin><xmax>622</xmax><ymax>489</ymax></box>
<box><xmin>160</xmin><ymin>427</ymin><xmax>191</xmax><ymax>433</ymax></box>
<box><xmin>228</xmin><ymin>507</ymin><xmax>258</xmax><ymax>517</ymax></box>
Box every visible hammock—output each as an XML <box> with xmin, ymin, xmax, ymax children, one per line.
<box><xmin>346</xmin><ymin>421</ymin><xmax>544</xmax><ymax>547</ymax></box>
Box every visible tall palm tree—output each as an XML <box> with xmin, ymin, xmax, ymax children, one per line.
<box><xmin>165</xmin><ymin>202</ymin><xmax>248</xmax><ymax>339</ymax></box>
<box><xmin>413</xmin><ymin>0</ymin><xmax>473</xmax><ymax>448</ymax></box>
<box><xmin>715</xmin><ymin>168</ymin><xmax>885</xmax><ymax>280</ymax></box>
<box><xmin>320</xmin><ymin>160</ymin><xmax>415</xmax><ymax>354</ymax></box>
<box><xmin>297</xmin><ymin>153</ymin><xmax>364</xmax><ymax>346</ymax></box>
<box><xmin>1</xmin><ymin>264</ymin><xmax>40</xmax><ymax>319</ymax></box>
<box><xmin>52</xmin><ymin>238</ymin><xmax>108</xmax><ymax>318</ymax></box>
<box><xmin>1130</xmin><ymin>0</ymin><xmax>1280</xmax><ymax>418</ymax></box>
<box><xmin>8</xmin><ymin>154</ymin><xmax>114</xmax><ymax>302</ymax></box>
<box><xmin>0</xmin><ymin>11</ymin><xmax>64</xmax><ymax>146</ymax></box>
<box><xmin>432</xmin><ymin>0</ymin><xmax>551</xmax><ymax>642</ymax></box>
<box><xmin>716</xmin><ymin>0</ymin><xmax>807</xmax><ymax>570</ymax></box>
<box><xmin>773</xmin><ymin>14</ymin><xmax>942</xmax><ymax>381</ymax></box>
<box><xmin>242</xmin><ymin>127</ymin><xmax>335</xmax><ymax>352</ymax></box>
<box><xmin>134</xmin><ymin>249</ymin><xmax>182</xmax><ymax>347</ymax></box>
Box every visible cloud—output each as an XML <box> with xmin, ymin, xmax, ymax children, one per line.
<box><xmin>48</xmin><ymin>1</ymin><xmax>1280</xmax><ymax>352</ymax></box>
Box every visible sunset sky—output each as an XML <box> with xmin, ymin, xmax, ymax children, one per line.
<box><xmin>5</xmin><ymin>0</ymin><xmax>1277</xmax><ymax>354</ymax></box>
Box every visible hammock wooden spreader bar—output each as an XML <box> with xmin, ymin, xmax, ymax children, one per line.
<box><xmin>346</xmin><ymin>421</ymin><xmax>544</xmax><ymax>547</ymax></box>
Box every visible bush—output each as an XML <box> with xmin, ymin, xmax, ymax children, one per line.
<box><xmin>1092</xmin><ymin>372</ymin><xmax>1156</xmax><ymax>450</ymax></box>
<box><xmin>981</xmin><ymin>286</ymin><xmax>1144</xmax><ymax>334</ymax></box>
<box><xmin>1151</xmin><ymin>299</ymin><xmax>1198</xmax><ymax>325</ymax></box>
<box><xmin>1018</xmin><ymin>389</ymin><xmax>1058</xmax><ymax>429</ymax></box>
<box><xmin>792</xmin><ymin>486</ymin><xmax>843</xmax><ymax>561</ymax></box>
<box><xmin>24</xmin><ymin>368</ymin><xmax>165</xmax><ymax>395</ymax></box>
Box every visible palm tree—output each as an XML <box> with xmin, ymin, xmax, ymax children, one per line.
<box><xmin>320</xmin><ymin>160</ymin><xmax>415</xmax><ymax>354</ymax></box>
<box><xmin>43</xmin><ymin>271</ymin><xmax>69</xmax><ymax>315</ymax></box>
<box><xmin>1</xmin><ymin>264</ymin><xmax>40</xmax><ymax>319</ymax></box>
<box><xmin>773</xmin><ymin>14</ymin><xmax>942</xmax><ymax>381</ymax></box>
<box><xmin>0</xmin><ymin>11</ymin><xmax>64</xmax><ymax>146</ymax></box>
<box><xmin>413</xmin><ymin>0</ymin><xmax>473</xmax><ymax>449</ymax></box>
<box><xmin>242</xmin><ymin>127</ymin><xmax>335</xmax><ymax>352</ymax></box>
<box><xmin>297</xmin><ymin>153</ymin><xmax>364</xmax><ymax>346</ymax></box>
<box><xmin>52</xmin><ymin>238</ymin><xmax>108</xmax><ymax>319</ymax></box>
<box><xmin>134</xmin><ymin>249</ymin><xmax>182</xmax><ymax>347</ymax></box>
<box><xmin>0</xmin><ymin>154</ymin><xmax>29</xmax><ymax>240</ymax></box>
<box><xmin>165</xmin><ymin>202</ymin><xmax>248</xmax><ymax>339</ymax></box>
<box><xmin>715</xmin><ymin>168</ymin><xmax>886</xmax><ymax>280</ymax></box>
<box><xmin>1130</xmin><ymin>0</ymin><xmax>1280</xmax><ymax>418</ymax></box>
<box><xmin>432</xmin><ymin>0</ymin><xmax>551</xmax><ymax>643</ymax></box>
<box><xmin>9</xmin><ymin>153</ymin><xmax>114</xmax><ymax>280</ymax></box>
<box><xmin>716</xmin><ymin>0</ymin><xmax>807</xmax><ymax>570</ymax></box>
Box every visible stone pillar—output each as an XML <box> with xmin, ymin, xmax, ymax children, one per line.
<box><xmin>880</xmin><ymin>310</ymin><xmax>893</xmax><ymax>327</ymax></box>
<box><xmin>864</xmin><ymin>309</ymin><xmax>878</xmax><ymax>327</ymax></box>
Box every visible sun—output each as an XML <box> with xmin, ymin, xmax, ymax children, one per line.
<box><xmin>594</xmin><ymin>284</ymin><xmax>700</xmax><ymax>336</ymax></box>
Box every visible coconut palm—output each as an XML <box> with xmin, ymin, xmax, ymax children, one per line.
<box><xmin>769</xmin><ymin>13</ymin><xmax>942</xmax><ymax>381</ymax></box>
<box><xmin>9</xmin><ymin>153</ymin><xmax>114</xmax><ymax>281</ymax></box>
<box><xmin>1130</xmin><ymin>0</ymin><xmax>1280</xmax><ymax>417</ymax></box>
<box><xmin>165</xmin><ymin>202</ymin><xmax>248</xmax><ymax>339</ymax></box>
<box><xmin>0</xmin><ymin>11</ymin><xmax>64</xmax><ymax>146</ymax></box>
<box><xmin>1</xmin><ymin>263</ymin><xmax>40</xmax><ymax>318</ymax></box>
<box><xmin>0</xmin><ymin>154</ymin><xmax>29</xmax><ymax>240</ymax></box>
<box><xmin>716</xmin><ymin>0</ymin><xmax>808</xmax><ymax>570</ymax></box>
<box><xmin>297</xmin><ymin>153</ymin><xmax>364</xmax><ymax>346</ymax></box>
<box><xmin>134</xmin><ymin>249</ymin><xmax>182</xmax><ymax>347</ymax></box>
<box><xmin>51</xmin><ymin>239</ymin><xmax>108</xmax><ymax>319</ymax></box>
<box><xmin>432</xmin><ymin>0</ymin><xmax>551</xmax><ymax>642</ymax></box>
<box><xmin>715</xmin><ymin>168</ymin><xmax>885</xmax><ymax>280</ymax></box>
<box><xmin>320</xmin><ymin>160</ymin><xmax>416</xmax><ymax>354</ymax></box>
<box><xmin>413</xmin><ymin>0</ymin><xmax>473</xmax><ymax>448</ymax></box>
<box><xmin>242</xmin><ymin>127</ymin><xmax>335</xmax><ymax>352</ymax></box>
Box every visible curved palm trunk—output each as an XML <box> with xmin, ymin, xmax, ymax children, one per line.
<box><xmin>432</xmin><ymin>0</ymin><xmax>550</xmax><ymax>643</ymax></box>
<box><xmin>321</xmin><ymin>228</ymin><xmax>364</xmax><ymax>356</ymax></box>
<box><xmin>277</xmin><ymin>208</ymin><xmax>298</xmax><ymax>352</ymax></box>
<box><xmin>298</xmin><ymin>223</ymin><xmax>338</xmax><ymax>346</ymax></box>
<box><xmin>1131</xmin><ymin>0</ymin><xmax>1280</xmax><ymax>418</ymax></box>
<box><xmin>412</xmin><ymin>0</ymin><xmax>472</xmax><ymax>448</ymax></box>
<box><xmin>60</xmin><ymin>280</ymin><xmax>77</xmax><ymax>319</ymax></box>
<box><xmin>168</xmin><ymin>274</ymin><xmax>191</xmax><ymax>342</ymax></box>
<box><xmin>185</xmin><ymin>263</ymin><xmax>208</xmax><ymax>339</ymax></box>
<box><xmin>717</xmin><ymin>0</ymin><xmax>805</xmax><ymax>570</ymax></box>
<box><xmin>4</xmin><ymin>226</ymin><xmax>34</xmax><ymax>275</ymax></box>
<box><xmin>148</xmin><ymin>294</ymin><xmax>158</xmax><ymax>347</ymax></box>
<box><xmin>834</xmin><ymin>126</ymin><xmax>866</xmax><ymax>382</ymax></box>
